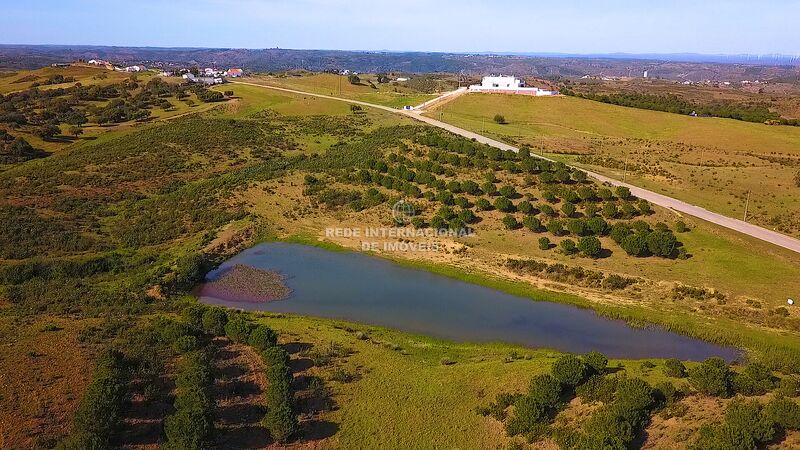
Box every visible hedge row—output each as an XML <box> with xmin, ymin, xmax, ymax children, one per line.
<box><xmin>261</xmin><ymin>346</ymin><xmax>298</xmax><ymax>443</ymax></box>
<box><xmin>163</xmin><ymin>349</ymin><xmax>215</xmax><ymax>449</ymax></box>
<box><xmin>57</xmin><ymin>350</ymin><xmax>128</xmax><ymax>449</ymax></box>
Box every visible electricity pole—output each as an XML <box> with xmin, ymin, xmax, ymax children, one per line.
<box><xmin>743</xmin><ymin>190</ymin><xmax>751</xmax><ymax>222</ymax></box>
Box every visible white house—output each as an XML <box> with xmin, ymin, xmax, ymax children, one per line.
<box><xmin>226</xmin><ymin>68</ymin><xmax>243</xmax><ymax>77</ymax></box>
<box><xmin>468</xmin><ymin>75</ymin><xmax>558</xmax><ymax>96</ymax></box>
<box><xmin>124</xmin><ymin>65</ymin><xmax>146</xmax><ymax>72</ymax></box>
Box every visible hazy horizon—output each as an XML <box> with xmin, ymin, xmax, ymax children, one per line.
<box><xmin>2</xmin><ymin>0</ymin><xmax>799</xmax><ymax>56</ymax></box>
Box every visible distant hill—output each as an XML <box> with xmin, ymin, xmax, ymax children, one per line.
<box><xmin>1</xmin><ymin>45</ymin><xmax>798</xmax><ymax>82</ymax></box>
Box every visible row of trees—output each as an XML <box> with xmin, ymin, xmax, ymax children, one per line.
<box><xmin>163</xmin><ymin>349</ymin><xmax>215</xmax><ymax>449</ymax></box>
<box><xmin>58</xmin><ymin>350</ymin><xmax>129</xmax><ymax>449</ymax></box>
<box><xmin>562</xmin><ymin>89</ymin><xmax>785</xmax><ymax>125</ymax></box>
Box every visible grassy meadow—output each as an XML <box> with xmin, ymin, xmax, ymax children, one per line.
<box><xmin>244</xmin><ymin>72</ymin><xmax>440</xmax><ymax>108</ymax></box>
<box><xmin>426</xmin><ymin>93</ymin><xmax>800</xmax><ymax>237</ymax></box>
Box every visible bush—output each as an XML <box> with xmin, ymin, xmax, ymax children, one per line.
<box><xmin>663</xmin><ymin>358</ymin><xmax>687</xmax><ymax>378</ymax></box>
<box><xmin>776</xmin><ymin>377</ymin><xmax>800</xmax><ymax>397</ymax></box>
<box><xmin>551</xmin><ymin>355</ymin><xmax>587</xmax><ymax>387</ymax></box>
<box><xmin>560</xmin><ymin>239</ymin><xmax>576</xmax><ymax>255</ymax></box>
<box><xmin>763</xmin><ymin>396</ymin><xmax>800</xmax><ymax>431</ymax></box>
<box><xmin>261</xmin><ymin>346</ymin><xmax>297</xmax><ymax>443</ymax></box>
<box><xmin>522</xmin><ymin>215</ymin><xmax>541</xmax><ymax>231</ymax></box>
<box><xmin>248</xmin><ymin>324</ymin><xmax>278</xmax><ymax>351</ymax></box>
<box><xmin>538</xmin><ymin>237</ymin><xmax>551</xmax><ymax>250</ymax></box>
<box><xmin>527</xmin><ymin>374</ymin><xmax>563</xmax><ymax>407</ymax></box>
<box><xmin>172</xmin><ymin>335</ymin><xmax>201</xmax><ymax>354</ymax></box>
<box><xmin>224</xmin><ymin>315</ymin><xmax>254</xmax><ymax>343</ymax></box>
<box><xmin>576</xmin><ymin>375</ymin><xmax>617</xmax><ymax>403</ymax></box>
<box><xmin>689</xmin><ymin>357</ymin><xmax>732</xmax><ymax>397</ymax></box>
<box><xmin>201</xmin><ymin>307</ymin><xmax>228</xmax><ymax>336</ymax></box>
<box><xmin>494</xmin><ymin>114</ymin><xmax>506</xmax><ymax>124</ymax></box>
<box><xmin>182</xmin><ymin>304</ymin><xmax>208</xmax><ymax>331</ymax></box>
<box><xmin>505</xmin><ymin>395</ymin><xmax>545</xmax><ymax>436</ymax></box>
<box><xmin>694</xmin><ymin>399</ymin><xmax>775</xmax><ymax>449</ymax></box>
<box><xmin>675</xmin><ymin>220</ymin><xmax>688</xmax><ymax>233</ymax></box>
<box><xmin>494</xmin><ymin>196</ymin><xmax>515</xmax><ymax>212</ymax></box>
<box><xmin>577</xmin><ymin>236</ymin><xmax>602</xmax><ymax>258</ymax></box>
<box><xmin>733</xmin><ymin>362</ymin><xmax>774</xmax><ymax>396</ymax></box>
<box><xmin>584</xmin><ymin>351</ymin><xmax>608</xmax><ymax>374</ymax></box>
<box><xmin>502</xmin><ymin>215</ymin><xmax>519</xmax><ymax>230</ymax></box>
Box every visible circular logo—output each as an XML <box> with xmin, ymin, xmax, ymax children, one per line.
<box><xmin>392</xmin><ymin>200</ymin><xmax>415</xmax><ymax>225</ymax></box>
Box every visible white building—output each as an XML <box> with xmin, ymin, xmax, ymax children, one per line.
<box><xmin>468</xmin><ymin>75</ymin><xmax>557</xmax><ymax>96</ymax></box>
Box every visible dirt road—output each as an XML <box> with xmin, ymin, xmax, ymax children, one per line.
<box><xmin>232</xmin><ymin>80</ymin><xmax>800</xmax><ymax>255</ymax></box>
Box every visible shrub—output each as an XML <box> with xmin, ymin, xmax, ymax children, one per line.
<box><xmin>224</xmin><ymin>315</ymin><xmax>254</xmax><ymax>343</ymax></box>
<box><xmin>494</xmin><ymin>196</ymin><xmax>515</xmax><ymax>212</ymax></box>
<box><xmin>502</xmin><ymin>215</ymin><xmax>519</xmax><ymax>230</ymax></box>
<box><xmin>475</xmin><ymin>198</ymin><xmax>492</xmax><ymax>211</ymax></box>
<box><xmin>776</xmin><ymin>377</ymin><xmax>800</xmax><ymax>397</ymax></box>
<box><xmin>522</xmin><ymin>215</ymin><xmax>541</xmax><ymax>231</ymax></box>
<box><xmin>248</xmin><ymin>324</ymin><xmax>278</xmax><ymax>351</ymax></box>
<box><xmin>505</xmin><ymin>395</ymin><xmax>545</xmax><ymax>436</ymax></box>
<box><xmin>201</xmin><ymin>307</ymin><xmax>228</xmax><ymax>336</ymax></box>
<box><xmin>261</xmin><ymin>346</ymin><xmax>297</xmax><ymax>443</ymax></box>
<box><xmin>675</xmin><ymin>220</ymin><xmax>688</xmax><ymax>233</ymax></box>
<box><xmin>576</xmin><ymin>375</ymin><xmax>617</xmax><ymax>403</ymax></box>
<box><xmin>646</xmin><ymin>231</ymin><xmax>677</xmax><ymax>257</ymax></box>
<box><xmin>518</xmin><ymin>200</ymin><xmax>533</xmax><ymax>214</ymax></box>
<box><xmin>689</xmin><ymin>357</ymin><xmax>732</xmax><ymax>397</ymax></box>
<box><xmin>733</xmin><ymin>362</ymin><xmax>774</xmax><ymax>396</ymax></box>
<box><xmin>528</xmin><ymin>374</ymin><xmax>563</xmax><ymax>407</ymax></box>
<box><xmin>561</xmin><ymin>202</ymin><xmax>576</xmax><ymax>217</ymax></box>
<box><xmin>584</xmin><ymin>351</ymin><xmax>608</xmax><ymax>374</ymax></box>
<box><xmin>763</xmin><ymin>396</ymin><xmax>800</xmax><ymax>431</ymax></box>
<box><xmin>694</xmin><ymin>399</ymin><xmax>775</xmax><ymax>449</ymax></box>
<box><xmin>615</xmin><ymin>186</ymin><xmax>631</xmax><ymax>200</ymax></box>
<box><xmin>621</xmin><ymin>233</ymin><xmax>648</xmax><ymax>257</ymax></box>
<box><xmin>163</xmin><ymin>350</ymin><xmax>214</xmax><ymax>449</ymax></box>
<box><xmin>182</xmin><ymin>304</ymin><xmax>208</xmax><ymax>331</ymax></box>
<box><xmin>663</xmin><ymin>358</ymin><xmax>687</xmax><ymax>378</ymax></box>
<box><xmin>538</xmin><ymin>237</ymin><xmax>551</xmax><ymax>250</ymax></box>
<box><xmin>552</xmin><ymin>355</ymin><xmax>587</xmax><ymax>387</ymax></box>
<box><xmin>263</xmin><ymin>402</ymin><xmax>297</xmax><ymax>443</ymax></box>
<box><xmin>494</xmin><ymin>114</ymin><xmax>506</xmax><ymax>124</ymax></box>
<box><xmin>577</xmin><ymin>236</ymin><xmax>602</xmax><ymax>258</ymax></box>
<box><xmin>560</xmin><ymin>239</ymin><xmax>576</xmax><ymax>255</ymax></box>
<box><xmin>546</xmin><ymin>219</ymin><xmax>563</xmax><ymax>236</ymax></box>
<box><xmin>172</xmin><ymin>335</ymin><xmax>201</xmax><ymax>354</ymax></box>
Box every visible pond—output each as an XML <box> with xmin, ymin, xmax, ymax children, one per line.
<box><xmin>199</xmin><ymin>242</ymin><xmax>740</xmax><ymax>361</ymax></box>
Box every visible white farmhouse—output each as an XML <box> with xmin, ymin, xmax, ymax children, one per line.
<box><xmin>469</xmin><ymin>75</ymin><xmax>557</xmax><ymax>96</ymax></box>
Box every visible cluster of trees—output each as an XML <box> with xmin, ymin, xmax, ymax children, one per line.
<box><xmin>562</xmin><ymin>89</ymin><xmax>786</xmax><ymax>125</ymax></box>
<box><xmin>694</xmin><ymin>397</ymin><xmax>800</xmax><ymax>449</ymax></box>
<box><xmin>0</xmin><ymin>129</ymin><xmax>45</xmax><ymax>163</ymax></box>
<box><xmin>685</xmin><ymin>357</ymin><xmax>782</xmax><ymax>398</ymax></box>
<box><xmin>58</xmin><ymin>350</ymin><xmax>129</xmax><ymax>449</ymax></box>
<box><xmin>482</xmin><ymin>351</ymin><xmax>667</xmax><ymax>448</ymax></box>
<box><xmin>30</xmin><ymin>74</ymin><xmax>76</xmax><ymax>87</ymax></box>
<box><xmin>0</xmin><ymin>78</ymin><xmax>223</xmax><ymax>150</ymax></box>
<box><xmin>609</xmin><ymin>220</ymin><xmax>684</xmax><ymax>258</ymax></box>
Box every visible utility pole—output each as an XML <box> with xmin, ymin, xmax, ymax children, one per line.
<box><xmin>622</xmin><ymin>157</ymin><xmax>629</xmax><ymax>183</ymax></box>
<box><xmin>743</xmin><ymin>190</ymin><xmax>751</xmax><ymax>222</ymax></box>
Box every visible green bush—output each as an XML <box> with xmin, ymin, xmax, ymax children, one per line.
<box><xmin>538</xmin><ymin>237</ymin><xmax>551</xmax><ymax>250</ymax></box>
<box><xmin>224</xmin><ymin>315</ymin><xmax>254</xmax><ymax>343</ymax></box>
<box><xmin>248</xmin><ymin>324</ymin><xmax>278</xmax><ymax>351</ymax></box>
<box><xmin>551</xmin><ymin>355</ymin><xmax>587</xmax><ymax>387</ymax></box>
<box><xmin>577</xmin><ymin>236</ymin><xmax>602</xmax><ymax>258</ymax></box>
<box><xmin>527</xmin><ymin>374</ymin><xmax>563</xmax><ymax>407</ymax></box>
<box><xmin>164</xmin><ymin>350</ymin><xmax>215</xmax><ymax>449</ymax></box>
<box><xmin>201</xmin><ymin>307</ymin><xmax>228</xmax><ymax>336</ymax></box>
<box><xmin>576</xmin><ymin>375</ymin><xmax>617</xmax><ymax>403</ymax></box>
<box><xmin>584</xmin><ymin>351</ymin><xmax>608</xmax><ymax>374</ymax></box>
<box><xmin>689</xmin><ymin>357</ymin><xmax>732</xmax><ymax>397</ymax></box>
<box><xmin>733</xmin><ymin>362</ymin><xmax>775</xmax><ymax>396</ymax></box>
<box><xmin>694</xmin><ymin>399</ymin><xmax>774</xmax><ymax>449</ymax></box>
<box><xmin>763</xmin><ymin>396</ymin><xmax>800</xmax><ymax>431</ymax></box>
<box><xmin>172</xmin><ymin>335</ymin><xmax>201</xmax><ymax>354</ymax></box>
<box><xmin>261</xmin><ymin>346</ymin><xmax>297</xmax><ymax>443</ymax></box>
<box><xmin>776</xmin><ymin>376</ymin><xmax>800</xmax><ymax>397</ymax></box>
<box><xmin>663</xmin><ymin>358</ymin><xmax>687</xmax><ymax>378</ymax></box>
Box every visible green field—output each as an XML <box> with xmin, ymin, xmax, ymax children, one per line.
<box><xmin>245</xmin><ymin>73</ymin><xmax>440</xmax><ymax>109</ymax></box>
<box><xmin>426</xmin><ymin>93</ymin><xmax>800</xmax><ymax>237</ymax></box>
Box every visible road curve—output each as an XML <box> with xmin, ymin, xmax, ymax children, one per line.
<box><xmin>232</xmin><ymin>80</ymin><xmax>800</xmax><ymax>255</ymax></box>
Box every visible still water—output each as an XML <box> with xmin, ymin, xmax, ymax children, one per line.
<box><xmin>200</xmin><ymin>242</ymin><xmax>740</xmax><ymax>361</ymax></box>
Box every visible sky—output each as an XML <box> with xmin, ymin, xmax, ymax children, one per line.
<box><xmin>1</xmin><ymin>0</ymin><xmax>799</xmax><ymax>55</ymax></box>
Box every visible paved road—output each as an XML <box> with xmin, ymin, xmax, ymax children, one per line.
<box><xmin>233</xmin><ymin>80</ymin><xmax>800</xmax><ymax>255</ymax></box>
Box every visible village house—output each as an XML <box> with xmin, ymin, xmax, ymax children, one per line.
<box><xmin>226</xmin><ymin>68</ymin><xmax>243</xmax><ymax>77</ymax></box>
<box><xmin>468</xmin><ymin>75</ymin><xmax>558</xmax><ymax>96</ymax></box>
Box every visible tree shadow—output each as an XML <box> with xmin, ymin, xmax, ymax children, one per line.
<box><xmin>283</xmin><ymin>342</ymin><xmax>313</xmax><ymax>355</ymax></box>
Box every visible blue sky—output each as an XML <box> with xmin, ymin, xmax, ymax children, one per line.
<box><xmin>1</xmin><ymin>0</ymin><xmax>798</xmax><ymax>55</ymax></box>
